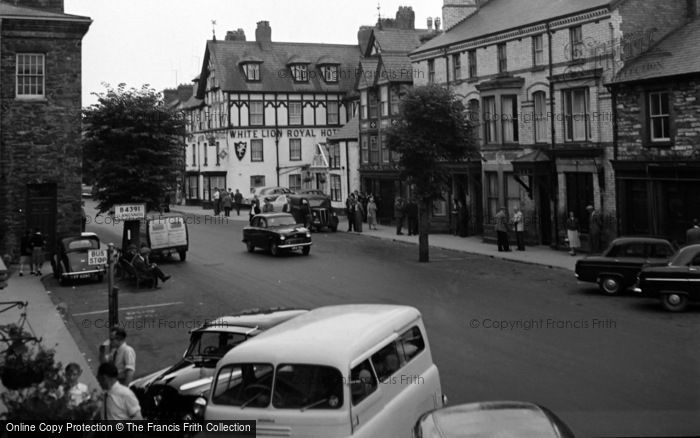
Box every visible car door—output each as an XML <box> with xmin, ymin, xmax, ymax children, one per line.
<box><xmin>646</xmin><ymin>242</ymin><xmax>674</xmax><ymax>266</ymax></box>
<box><xmin>687</xmin><ymin>251</ymin><xmax>700</xmax><ymax>298</ymax></box>
<box><xmin>614</xmin><ymin>242</ymin><xmax>647</xmax><ymax>285</ymax></box>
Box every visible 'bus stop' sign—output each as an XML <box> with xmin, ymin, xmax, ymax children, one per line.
<box><xmin>114</xmin><ymin>203</ymin><xmax>146</xmax><ymax>220</ymax></box>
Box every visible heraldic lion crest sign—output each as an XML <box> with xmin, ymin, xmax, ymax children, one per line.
<box><xmin>234</xmin><ymin>141</ymin><xmax>247</xmax><ymax>161</ymax></box>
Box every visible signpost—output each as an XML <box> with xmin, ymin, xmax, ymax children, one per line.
<box><xmin>88</xmin><ymin>249</ymin><xmax>108</xmax><ymax>266</ymax></box>
<box><xmin>114</xmin><ymin>203</ymin><xmax>146</xmax><ymax>220</ymax></box>
<box><xmin>107</xmin><ymin>243</ymin><xmax>119</xmax><ymax>329</ymax></box>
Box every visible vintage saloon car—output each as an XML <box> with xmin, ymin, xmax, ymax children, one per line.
<box><xmin>130</xmin><ymin>308</ymin><xmax>308</xmax><ymax>421</ymax></box>
<box><xmin>243</xmin><ymin>213</ymin><xmax>312</xmax><ymax>256</ymax></box>
<box><xmin>288</xmin><ymin>194</ymin><xmax>339</xmax><ymax>232</ymax></box>
<box><xmin>574</xmin><ymin>237</ymin><xmax>675</xmax><ymax>295</ymax></box>
<box><xmin>633</xmin><ymin>244</ymin><xmax>700</xmax><ymax>312</ymax></box>
<box><xmin>51</xmin><ymin>232</ymin><xmax>105</xmax><ymax>285</ymax></box>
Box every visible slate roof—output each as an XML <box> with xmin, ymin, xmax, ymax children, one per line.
<box><xmin>327</xmin><ymin>116</ymin><xmax>358</xmax><ymax>141</ymax></box>
<box><xmin>413</xmin><ymin>0</ymin><xmax>613</xmax><ymax>55</ymax></box>
<box><xmin>0</xmin><ymin>2</ymin><xmax>90</xmax><ymax>21</ymax></box>
<box><xmin>356</xmin><ymin>58</ymin><xmax>379</xmax><ymax>89</ymax></box>
<box><xmin>202</xmin><ymin>39</ymin><xmax>360</xmax><ymax>95</ymax></box>
<box><xmin>611</xmin><ymin>17</ymin><xmax>700</xmax><ymax>83</ymax></box>
<box><xmin>378</xmin><ymin>54</ymin><xmax>414</xmax><ymax>83</ymax></box>
<box><xmin>372</xmin><ymin>28</ymin><xmax>436</xmax><ymax>55</ymax></box>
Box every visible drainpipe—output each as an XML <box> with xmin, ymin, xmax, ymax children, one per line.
<box><xmin>547</xmin><ymin>22</ymin><xmax>559</xmax><ymax>248</ymax></box>
<box><xmin>345</xmin><ymin>139</ymin><xmax>350</xmax><ymax>196</ymax></box>
<box><xmin>275</xmin><ymin>94</ymin><xmax>280</xmax><ymax>186</ymax></box>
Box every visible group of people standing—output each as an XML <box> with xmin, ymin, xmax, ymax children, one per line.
<box><xmin>19</xmin><ymin>228</ymin><xmax>46</xmax><ymax>276</ymax></box>
<box><xmin>393</xmin><ymin>196</ymin><xmax>419</xmax><ymax>236</ymax></box>
<box><xmin>565</xmin><ymin>205</ymin><xmax>602</xmax><ymax>256</ymax></box>
<box><xmin>494</xmin><ymin>206</ymin><xmax>526</xmax><ymax>252</ymax></box>
<box><xmin>212</xmin><ymin>187</ymin><xmax>244</xmax><ymax>217</ymax></box>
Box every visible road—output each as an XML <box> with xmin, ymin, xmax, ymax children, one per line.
<box><xmin>49</xmin><ymin>200</ymin><xmax>700</xmax><ymax>437</ymax></box>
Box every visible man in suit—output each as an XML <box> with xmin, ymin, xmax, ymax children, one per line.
<box><xmin>686</xmin><ymin>219</ymin><xmax>700</xmax><ymax>245</ymax></box>
<box><xmin>587</xmin><ymin>205</ymin><xmax>603</xmax><ymax>253</ymax></box>
<box><xmin>495</xmin><ymin>207</ymin><xmax>511</xmax><ymax>252</ymax></box>
<box><xmin>131</xmin><ymin>246</ymin><xmax>171</xmax><ymax>287</ymax></box>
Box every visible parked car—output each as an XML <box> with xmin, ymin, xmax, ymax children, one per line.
<box><xmin>130</xmin><ymin>308</ymin><xmax>308</xmax><ymax>422</ymax></box>
<box><xmin>51</xmin><ymin>232</ymin><xmax>105</xmax><ymax>285</ymax></box>
<box><xmin>414</xmin><ymin>401</ymin><xmax>576</xmax><ymax>438</ymax></box>
<box><xmin>574</xmin><ymin>237</ymin><xmax>676</xmax><ymax>295</ymax></box>
<box><xmin>242</xmin><ymin>212</ymin><xmax>312</xmax><ymax>256</ymax></box>
<box><xmin>633</xmin><ymin>243</ymin><xmax>700</xmax><ymax>312</ymax></box>
<box><xmin>81</xmin><ymin>183</ymin><xmax>93</xmax><ymax>198</ymax></box>
<box><xmin>288</xmin><ymin>193</ymin><xmax>339</xmax><ymax>232</ymax></box>
<box><xmin>298</xmin><ymin>189</ymin><xmax>325</xmax><ymax>196</ymax></box>
<box><xmin>244</xmin><ymin>186</ymin><xmax>295</xmax><ymax>206</ymax></box>
<box><xmin>264</xmin><ymin>194</ymin><xmax>292</xmax><ymax>212</ymax></box>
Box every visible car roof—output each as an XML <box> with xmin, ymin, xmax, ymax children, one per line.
<box><xmin>610</xmin><ymin>236</ymin><xmax>672</xmax><ymax>245</ymax></box>
<box><xmin>252</xmin><ymin>212</ymin><xmax>295</xmax><ymax>219</ymax></box>
<box><xmin>62</xmin><ymin>232</ymin><xmax>99</xmax><ymax>244</ymax></box>
<box><xmin>289</xmin><ymin>193</ymin><xmax>329</xmax><ymax>201</ymax></box>
<box><xmin>425</xmin><ymin>401</ymin><xmax>565</xmax><ymax>438</ymax></box>
<box><xmin>219</xmin><ymin>305</ymin><xmax>421</xmax><ymax>370</ymax></box>
<box><xmin>194</xmin><ymin>308</ymin><xmax>309</xmax><ymax>334</ymax></box>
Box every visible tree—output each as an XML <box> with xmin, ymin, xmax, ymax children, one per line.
<box><xmin>83</xmin><ymin>84</ymin><xmax>185</xmax><ymax>214</ymax></box>
<box><xmin>385</xmin><ymin>84</ymin><xmax>479</xmax><ymax>262</ymax></box>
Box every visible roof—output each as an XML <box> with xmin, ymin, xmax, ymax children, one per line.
<box><xmin>413</xmin><ymin>0</ymin><xmax>613</xmax><ymax>55</ymax></box>
<box><xmin>378</xmin><ymin>54</ymin><xmax>414</xmax><ymax>83</ymax></box>
<box><xmin>372</xmin><ymin>28</ymin><xmax>435</xmax><ymax>55</ymax></box>
<box><xmin>204</xmin><ymin>39</ymin><xmax>360</xmax><ymax>94</ymax></box>
<box><xmin>196</xmin><ymin>309</ymin><xmax>308</xmax><ymax>333</ymax></box>
<box><xmin>611</xmin><ymin>17</ymin><xmax>700</xmax><ymax>83</ymax></box>
<box><xmin>0</xmin><ymin>2</ymin><xmax>90</xmax><ymax>22</ymax></box>
<box><xmin>356</xmin><ymin>58</ymin><xmax>379</xmax><ymax>89</ymax></box>
<box><xmin>219</xmin><ymin>305</ymin><xmax>422</xmax><ymax>370</ymax></box>
<box><xmin>327</xmin><ymin>116</ymin><xmax>358</xmax><ymax>141</ymax></box>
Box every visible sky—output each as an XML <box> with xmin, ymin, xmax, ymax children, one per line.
<box><xmin>64</xmin><ymin>0</ymin><xmax>441</xmax><ymax>107</ymax></box>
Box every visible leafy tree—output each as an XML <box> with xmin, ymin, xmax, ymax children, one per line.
<box><xmin>385</xmin><ymin>84</ymin><xmax>478</xmax><ymax>262</ymax></box>
<box><xmin>83</xmin><ymin>84</ymin><xmax>185</xmax><ymax>214</ymax></box>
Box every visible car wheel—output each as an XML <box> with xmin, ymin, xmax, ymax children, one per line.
<box><xmin>270</xmin><ymin>242</ymin><xmax>280</xmax><ymax>257</ymax></box>
<box><xmin>599</xmin><ymin>276</ymin><xmax>622</xmax><ymax>295</ymax></box>
<box><xmin>302</xmin><ymin>246</ymin><xmax>311</xmax><ymax>256</ymax></box>
<box><xmin>661</xmin><ymin>293</ymin><xmax>688</xmax><ymax>312</ymax></box>
<box><xmin>178</xmin><ymin>250</ymin><xmax>187</xmax><ymax>262</ymax></box>
<box><xmin>246</xmin><ymin>241</ymin><xmax>255</xmax><ymax>253</ymax></box>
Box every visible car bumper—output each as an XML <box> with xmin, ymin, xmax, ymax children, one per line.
<box><xmin>632</xmin><ymin>286</ymin><xmax>642</xmax><ymax>294</ymax></box>
<box><xmin>61</xmin><ymin>269</ymin><xmax>104</xmax><ymax>278</ymax></box>
<box><xmin>278</xmin><ymin>242</ymin><xmax>311</xmax><ymax>249</ymax></box>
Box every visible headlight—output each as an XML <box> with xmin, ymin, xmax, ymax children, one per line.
<box><xmin>192</xmin><ymin>396</ymin><xmax>207</xmax><ymax>419</ymax></box>
<box><xmin>306</xmin><ymin>232</ymin><xmax>311</xmax><ymax>238</ymax></box>
<box><xmin>280</xmin><ymin>235</ymin><xmax>286</xmax><ymax>241</ymax></box>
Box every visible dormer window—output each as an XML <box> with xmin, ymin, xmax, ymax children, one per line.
<box><xmin>243</xmin><ymin>63</ymin><xmax>260</xmax><ymax>81</ymax></box>
<box><xmin>320</xmin><ymin>65</ymin><xmax>338</xmax><ymax>83</ymax></box>
<box><xmin>290</xmin><ymin>64</ymin><xmax>309</xmax><ymax>82</ymax></box>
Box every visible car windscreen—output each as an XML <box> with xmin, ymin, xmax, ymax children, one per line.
<box><xmin>308</xmin><ymin>199</ymin><xmax>327</xmax><ymax>207</ymax></box>
<box><xmin>273</xmin><ymin>364</ymin><xmax>343</xmax><ymax>410</ymax></box>
<box><xmin>267</xmin><ymin>216</ymin><xmax>297</xmax><ymax>227</ymax></box>
<box><xmin>186</xmin><ymin>331</ymin><xmax>247</xmax><ymax>360</ymax></box>
<box><xmin>669</xmin><ymin>246</ymin><xmax>699</xmax><ymax>266</ymax></box>
<box><xmin>66</xmin><ymin>238</ymin><xmax>99</xmax><ymax>251</ymax></box>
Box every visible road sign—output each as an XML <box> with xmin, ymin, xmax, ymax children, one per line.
<box><xmin>88</xmin><ymin>249</ymin><xmax>108</xmax><ymax>266</ymax></box>
<box><xmin>114</xmin><ymin>203</ymin><xmax>146</xmax><ymax>220</ymax></box>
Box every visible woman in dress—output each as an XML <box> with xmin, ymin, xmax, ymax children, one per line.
<box><xmin>566</xmin><ymin>211</ymin><xmax>581</xmax><ymax>256</ymax></box>
<box><xmin>367</xmin><ymin>196</ymin><xmax>378</xmax><ymax>230</ymax></box>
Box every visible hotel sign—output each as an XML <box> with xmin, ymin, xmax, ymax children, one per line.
<box><xmin>229</xmin><ymin>128</ymin><xmax>339</xmax><ymax>139</ymax></box>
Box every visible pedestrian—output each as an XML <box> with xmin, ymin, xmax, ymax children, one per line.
<box><xmin>131</xmin><ymin>246</ymin><xmax>171</xmax><ymax>288</ymax></box>
<box><xmin>495</xmin><ymin>207</ymin><xmax>511</xmax><ymax>252</ymax></box>
<box><xmin>222</xmin><ymin>189</ymin><xmax>233</xmax><ymax>217</ymax></box>
<box><xmin>61</xmin><ymin>362</ymin><xmax>91</xmax><ymax>409</ymax></box>
<box><xmin>29</xmin><ymin>228</ymin><xmax>46</xmax><ymax>275</ymax></box>
<box><xmin>566</xmin><ymin>211</ymin><xmax>581</xmax><ymax>256</ymax></box>
<box><xmin>233</xmin><ymin>189</ymin><xmax>243</xmax><ymax>215</ymax></box>
<box><xmin>587</xmin><ymin>205</ymin><xmax>602</xmax><ymax>253</ymax></box>
<box><xmin>512</xmin><ymin>206</ymin><xmax>525</xmax><ymax>251</ymax></box>
<box><xmin>18</xmin><ymin>230</ymin><xmax>32</xmax><ymax>276</ymax></box>
<box><xmin>406</xmin><ymin>198</ymin><xmax>419</xmax><ymax>236</ymax></box>
<box><xmin>394</xmin><ymin>196</ymin><xmax>406</xmax><ymax>235</ymax></box>
<box><xmin>367</xmin><ymin>196</ymin><xmax>378</xmax><ymax>230</ymax></box>
<box><xmin>213</xmin><ymin>187</ymin><xmax>221</xmax><ymax>216</ymax></box>
<box><xmin>253</xmin><ymin>195</ymin><xmax>261</xmax><ymax>215</ymax></box>
<box><xmin>345</xmin><ymin>194</ymin><xmax>356</xmax><ymax>232</ymax></box>
<box><xmin>97</xmin><ymin>362</ymin><xmax>142</xmax><ymax>420</ymax></box>
<box><xmin>686</xmin><ymin>219</ymin><xmax>700</xmax><ymax>245</ymax></box>
<box><xmin>107</xmin><ymin>327</ymin><xmax>136</xmax><ymax>385</ymax></box>
<box><xmin>354</xmin><ymin>198</ymin><xmax>364</xmax><ymax>233</ymax></box>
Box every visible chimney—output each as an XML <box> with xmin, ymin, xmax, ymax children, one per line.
<box><xmin>162</xmin><ymin>88</ymin><xmax>178</xmax><ymax>105</ymax></box>
<box><xmin>9</xmin><ymin>0</ymin><xmax>63</xmax><ymax>13</ymax></box>
<box><xmin>687</xmin><ymin>0</ymin><xmax>699</xmax><ymax>18</ymax></box>
<box><xmin>434</xmin><ymin>17</ymin><xmax>441</xmax><ymax>31</ymax></box>
<box><xmin>255</xmin><ymin>21</ymin><xmax>272</xmax><ymax>50</ymax></box>
<box><xmin>177</xmin><ymin>84</ymin><xmax>193</xmax><ymax>104</ymax></box>
<box><xmin>442</xmin><ymin>0</ymin><xmax>480</xmax><ymax>31</ymax></box>
<box><xmin>225</xmin><ymin>29</ymin><xmax>247</xmax><ymax>41</ymax></box>
<box><xmin>427</xmin><ymin>16</ymin><xmax>433</xmax><ymax>29</ymax></box>
<box><xmin>357</xmin><ymin>25</ymin><xmax>373</xmax><ymax>55</ymax></box>
<box><xmin>395</xmin><ymin>6</ymin><xmax>415</xmax><ymax>30</ymax></box>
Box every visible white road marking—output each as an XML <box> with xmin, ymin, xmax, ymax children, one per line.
<box><xmin>72</xmin><ymin>301</ymin><xmax>184</xmax><ymax>316</ymax></box>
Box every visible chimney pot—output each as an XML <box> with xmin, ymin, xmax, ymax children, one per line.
<box><xmin>427</xmin><ymin>16</ymin><xmax>433</xmax><ymax>29</ymax></box>
<box><xmin>434</xmin><ymin>17</ymin><xmax>441</xmax><ymax>30</ymax></box>
<box><xmin>255</xmin><ymin>21</ymin><xmax>272</xmax><ymax>49</ymax></box>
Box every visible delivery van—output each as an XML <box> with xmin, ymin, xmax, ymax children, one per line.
<box><xmin>121</xmin><ymin>212</ymin><xmax>189</xmax><ymax>261</ymax></box>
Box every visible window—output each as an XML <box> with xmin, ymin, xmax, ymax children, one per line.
<box><xmin>289</xmin><ymin>174</ymin><xmax>302</xmax><ymax>192</ymax></box>
<box><xmin>327</xmin><ymin>101</ymin><xmax>339</xmax><ymax>125</ymax></box>
<box><xmin>203</xmin><ymin>142</ymin><xmax>208</xmax><ymax>166</ymax></box>
<box><xmin>250</xmin><ymin>175</ymin><xmax>265</xmax><ymax>189</ymax></box>
<box><xmin>249</xmin><ymin>101</ymin><xmax>264</xmax><ymax>126</ymax></box>
<box><xmin>273</xmin><ymin>364</ymin><xmax>343</xmax><ymax>410</ymax></box>
<box><xmin>251</xmin><ymin>139</ymin><xmax>263</xmax><ymax>162</ymax></box>
<box><xmin>350</xmin><ymin>359</ymin><xmax>377</xmax><ymax>405</ymax></box>
<box><xmin>468</xmin><ymin>50</ymin><xmax>477</xmax><ymax>79</ymax></box>
<box><xmin>212</xmin><ymin>363</ymin><xmax>274</xmax><ymax>407</ymax></box>
<box><xmin>191</xmin><ymin>144</ymin><xmax>196</xmax><ymax>166</ymax></box>
<box><xmin>186</xmin><ymin>175</ymin><xmax>198</xmax><ymax>199</ymax></box>
<box><xmin>369</xmin><ymin>326</ymin><xmax>425</xmax><ymax>385</ymax></box>
<box><xmin>215</xmin><ymin>142</ymin><xmax>220</xmax><ymax>166</ymax></box>
<box><xmin>369</xmin><ymin>92</ymin><xmax>378</xmax><ymax>118</ymax></box>
<box><xmin>497</xmin><ymin>43</ymin><xmax>507</xmax><ymax>73</ymax></box>
<box><xmin>533</xmin><ymin>91</ymin><xmax>548</xmax><ymax>143</ymax></box>
<box><xmin>486</xmin><ymin>172</ymin><xmax>499</xmax><ymax>221</ymax></box>
<box><xmin>452</xmin><ymin>53</ymin><xmax>461</xmax><ymax>81</ymax></box>
<box><xmin>428</xmin><ymin>59</ymin><xmax>435</xmax><ymax>83</ymax></box>
<box><xmin>360</xmin><ymin>91</ymin><xmax>368</xmax><ymax>120</ymax></box>
<box><xmin>289</xmin><ymin>138</ymin><xmax>301</xmax><ymax>161</ymax></box>
<box><xmin>328</xmin><ymin>143</ymin><xmax>341</xmax><ymax>169</ymax></box>
<box><xmin>390</xmin><ymin>86</ymin><xmax>401</xmax><ymax>115</ymax></box>
<box><xmin>483</xmin><ymin>96</ymin><xmax>497</xmax><ymax>144</ymax></box>
<box><xmin>289</xmin><ymin>102</ymin><xmax>302</xmax><ymax>125</ymax></box>
<box><xmin>380</xmin><ymin>86</ymin><xmax>389</xmax><ymax>117</ymax></box>
<box><xmin>504</xmin><ymin>173</ymin><xmax>521</xmax><ymax>213</ymax></box>
<box><xmin>290</xmin><ymin>64</ymin><xmax>309</xmax><ymax>81</ymax></box>
<box><xmin>563</xmin><ymin>88</ymin><xmax>590</xmax><ymax>141</ymax></box>
<box><xmin>16</xmin><ymin>54</ymin><xmax>45</xmax><ymax>97</ymax></box>
<box><xmin>330</xmin><ymin>174</ymin><xmax>341</xmax><ymax>202</ymax></box>
<box><xmin>570</xmin><ymin>26</ymin><xmax>584</xmax><ymax>60</ymax></box>
<box><xmin>371</xmin><ymin>343</ymin><xmax>401</xmax><ymax>383</ymax></box>
<box><xmin>361</xmin><ymin>135</ymin><xmax>369</xmax><ymax>164</ymax></box>
<box><xmin>381</xmin><ymin>134</ymin><xmax>389</xmax><ymax>163</ymax></box>
<box><xmin>321</xmin><ymin>65</ymin><xmax>338</xmax><ymax>82</ymax></box>
<box><xmin>243</xmin><ymin>63</ymin><xmax>260</xmax><ymax>81</ymax></box>
<box><xmin>649</xmin><ymin>92</ymin><xmax>670</xmax><ymax>142</ymax></box>
<box><xmin>532</xmin><ymin>35</ymin><xmax>544</xmax><ymax>66</ymax></box>
<box><xmin>468</xmin><ymin>99</ymin><xmax>481</xmax><ymax>142</ymax></box>
<box><xmin>501</xmin><ymin>95</ymin><xmax>518</xmax><ymax>143</ymax></box>
<box><xmin>369</xmin><ymin>136</ymin><xmax>379</xmax><ymax>163</ymax></box>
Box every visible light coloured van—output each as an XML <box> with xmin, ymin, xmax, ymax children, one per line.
<box><xmin>197</xmin><ymin>304</ymin><xmax>445</xmax><ymax>437</ymax></box>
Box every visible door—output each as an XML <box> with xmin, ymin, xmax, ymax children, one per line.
<box><xmin>538</xmin><ymin>179</ymin><xmax>551</xmax><ymax>245</ymax></box>
<box><xmin>26</xmin><ymin>183</ymin><xmax>57</xmax><ymax>256</ymax></box>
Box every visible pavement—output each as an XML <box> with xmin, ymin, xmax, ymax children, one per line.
<box><xmin>0</xmin><ymin>202</ymin><xmax>583</xmax><ymax>415</ymax></box>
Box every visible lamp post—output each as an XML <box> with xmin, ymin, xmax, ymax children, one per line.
<box><xmin>107</xmin><ymin>243</ymin><xmax>119</xmax><ymax>329</ymax></box>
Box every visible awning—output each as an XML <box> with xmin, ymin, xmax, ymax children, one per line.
<box><xmin>310</xmin><ymin>143</ymin><xmax>329</xmax><ymax>170</ymax></box>
<box><xmin>511</xmin><ymin>149</ymin><xmax>552</xmax><ymax>199</ymax></box>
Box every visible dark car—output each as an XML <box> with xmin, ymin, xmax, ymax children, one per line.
<box><xmin>51</xmin><ymin>232</ymin><xmax>106</xmax><ymax>285</ymax></box>
<box><xmin>633</xmin><ymin>243</ymin><xmax>700</xmax><ymax>312</ymax></box>
<box><xmin>414</xmin><ymin>401</ymin><xmax>576</xmax><ymax>438</ymax></box>
<box><xmin>243</xmin><ymin>212</ymin><xmax>312</xmax><ymax>256</ymax></box>
<box><xmin>574</xmin><ymin>237</ymin><xmax>675</xmax><ymax>295</ymax></box>
<box><xmin>130</xmin><ymin>308</ymin><xmax>308</xmax><ymax>421</ymax></box>
<box><xmin>288</xmin><ymin>194</ymin><xmax>339</xmax><ymax>232</ymax></box>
